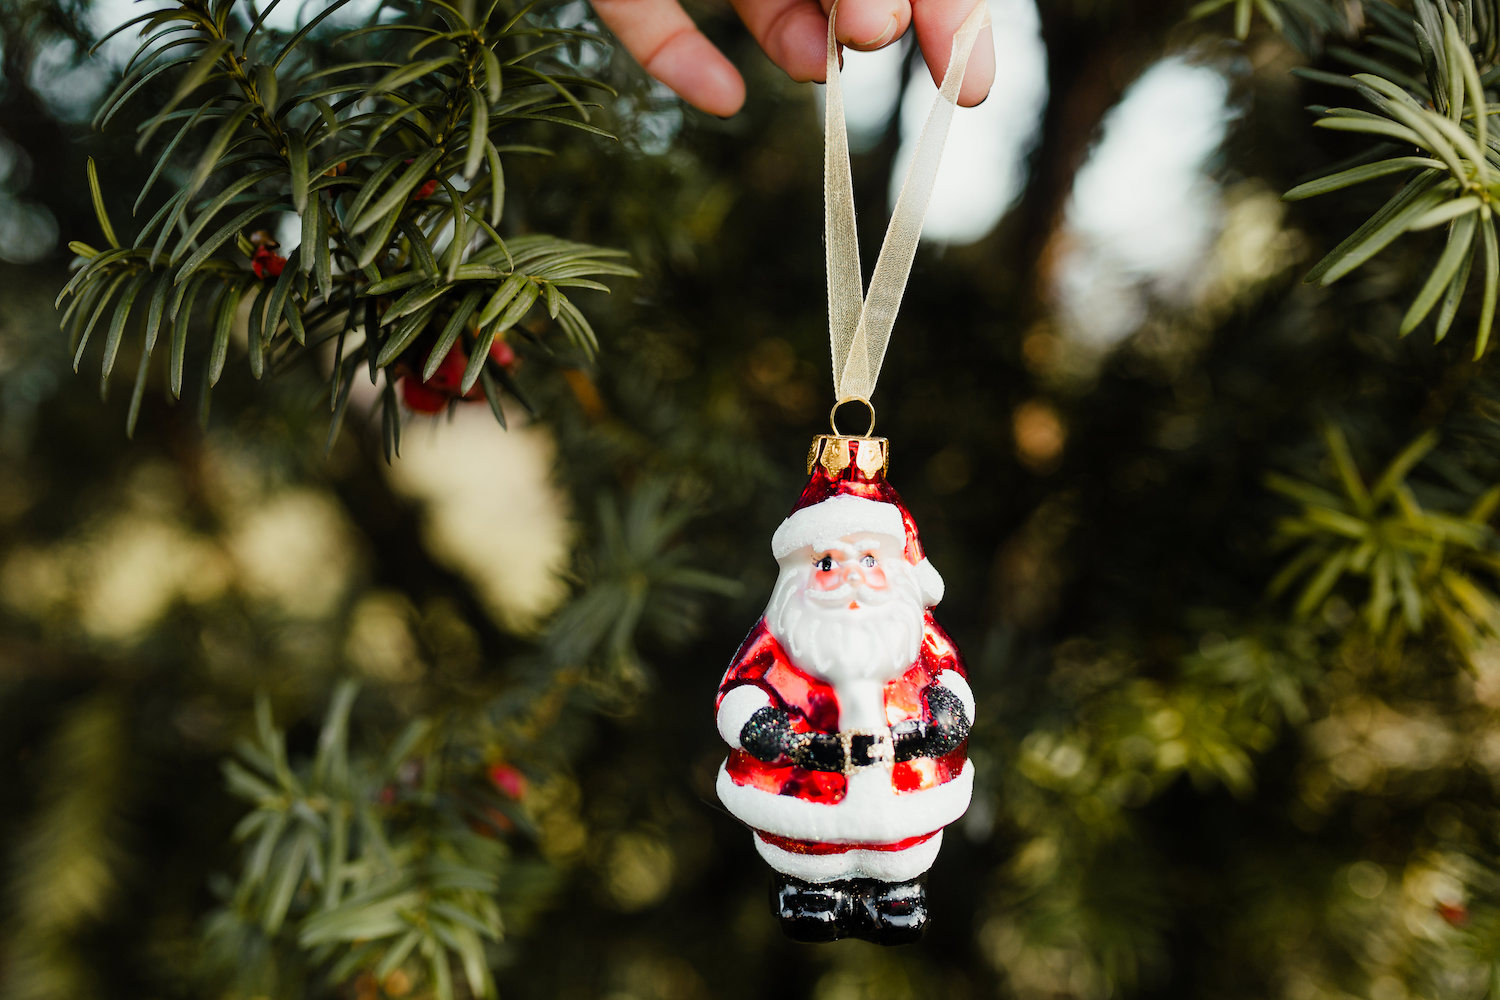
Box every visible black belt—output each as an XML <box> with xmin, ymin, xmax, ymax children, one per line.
<box><xmin>790</xmin><ymin>730</ymin><xmax>896</xmax><ymax>775</ymax></box>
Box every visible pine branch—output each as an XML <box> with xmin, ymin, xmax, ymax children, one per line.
<box><xmin>1267</xmin><ymin>422</ymin><xmax>1500</xmax><ymax>656</ymax></box>
<box><xmin>214</xmin><ymin>684</ymin><xmax>514</xmax><ymax>1000</ymax></box>
<box><xmin>1187</xmin><ymin>0</ymin><xmax>1362</xmax><ymax>50</ymax></box>
<box><xmin>1287</xmin><ymin>1</ymin><xmax>1500</xmax><ymax>354</ymax></box>
<box><xmin>57</xmin><ymin>0</ymin><xmax>634</xmax><ymax>446</ymax></box>
<box><xmin>0</xmin><ymin>693</ymin><xmax>129</xmax><ymax>1000</ymax></box>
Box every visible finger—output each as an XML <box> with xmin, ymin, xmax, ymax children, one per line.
<box><xmin>820</xmin><ymin>0</ymin><xmax>912</xmax><ymax>51</ymax></box>
<box><xmin>911</xmin><ymin>0</ymin><xmax>995</xmax><ymax>106</ymax></box>
<box><xmin>728</xmin><ymin>0</ymin><xmax>827</xmax><ymax>82</ymax></box>
<box><xmin>591</xmin><ymin>0</ymin><xmax>747</xmax><ymax>116</ymax></box>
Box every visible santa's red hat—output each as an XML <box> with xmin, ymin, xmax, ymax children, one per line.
<box><xmin>771</xmin><ymin>436</ymin><xmax>945</xmax><ymax>608</ymax></box>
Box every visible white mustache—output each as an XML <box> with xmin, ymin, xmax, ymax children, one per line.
<box><xmin>805</xmin><ymin>582</ymin><xmax>891</xmax><ymax>606</ymax></box>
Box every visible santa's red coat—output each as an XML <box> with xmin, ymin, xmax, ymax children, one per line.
<box><xmin>714</xmin><ymin>614</ymin><xmax>973</xmax><ymax>847</ymax></box>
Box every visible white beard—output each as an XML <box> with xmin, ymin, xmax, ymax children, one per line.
<box><xmin>764</xmin><ymin>561</ymin><xmax>925</xmax><ymax>686</ymax></box>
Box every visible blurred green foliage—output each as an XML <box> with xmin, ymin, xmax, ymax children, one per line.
<box><xmin>8</xmin><ymin>0</ymin><xmax>1500</xmax><ymax>999</ymax></box>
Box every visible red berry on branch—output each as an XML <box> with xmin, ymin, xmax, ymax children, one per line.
<box><xmin>488</xmin><ymin>762</ymin><xmax>528</xmax><ymax>800</ymax></box>
<box><xmin>397</xmin><ymin>329</ymin><xmax>519</xmax><ymax>414</ymax></box>
<box><xmin>426</xmin><ymin>339</ymin><xmax>469</xmax><ymax>393</ymax></box>
<box><xmin>1438</xmin><ymin>901</ymin><xmax>1469</xmax><ymax>926</ymax></box>
<box><xmin>399</xmin><ymin>376</ymin><xmax>450</xmax><ymax>414</ymax></box>
<box><xmin>483</xmin><ymin>807</ymin><xmax>516</xmax><ymax>834</ymax></box>
<box><xmin>489</xmin><ymin>338</ymin><xmax>517</xmax><ymax>369</ymax></box>
<box><xmin>402</xmin><ymin>158</ymin><xmax>439</xmax><ymax>201</ymax></box>
<box><xmin>398</xmin><ymin>340</ymin><xmax>475</xmax><ymax>412</ymax></box>
<box><xmin>251</xmin><ymin>245</ymin><xmax>286</xmax><ymax>280</ymax></box>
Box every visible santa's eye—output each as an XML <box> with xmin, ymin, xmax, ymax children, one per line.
<box><xmin>815</xmin><ymin>555</ymin><xmax>835</xmax><ymax>572</ymax></box>
<box><xmin>860</xmin><ymin>554</ymin><xmax>877</xmax><ymax>568</ymax></box>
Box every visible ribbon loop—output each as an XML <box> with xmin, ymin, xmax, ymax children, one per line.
<box><xmin>824</xmin><ymin>0</ymin><xmax>990</xmax><ymax>408</ymax></box>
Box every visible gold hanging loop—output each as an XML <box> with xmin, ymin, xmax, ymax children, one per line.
<box><xmin>829</xmin><ymin>397</ymin><xmax>876</xmax><ymax>438</ymax></box>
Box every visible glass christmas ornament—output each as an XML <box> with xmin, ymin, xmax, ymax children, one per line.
<box><xmin>715</xmin><ymin>436</ymin><xmax>973</xmax><ymax>944</ymax></box>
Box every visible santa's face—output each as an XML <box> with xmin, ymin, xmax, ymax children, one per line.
<box><xmin>807</xmin><ymin>534</ymin><xmax>891</xmax><ymax>607</ymax></box>
<box><xmin>765</xmin><ymin>532</ymin><xmax>925</xmax><ymax>685</ymax></box>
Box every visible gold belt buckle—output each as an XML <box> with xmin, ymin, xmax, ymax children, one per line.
<box><xmin>840</xmin><ymin>730</ymin><xmax>894</xmax><ymax>776</ymax></box>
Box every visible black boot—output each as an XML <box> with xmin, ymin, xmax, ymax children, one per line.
<box><xmin>850</xmin><ymin>878</ymin><xmax>927</xmax><ymax>945</ymax></box>
<box><xmin>772</xmin><ymin>876</ymin><xmax>856</xmax><ymax>942</ymax></box>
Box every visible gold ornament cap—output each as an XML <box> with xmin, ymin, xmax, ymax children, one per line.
<box><xmin>808</xmin><ymin>398</ymin><xmax>888</xmax><ymax>476</ymax></box>
<box><xmin>806</xmin><ymin>434</ymin><xmax>889</xmax><ymax>477</ymax></box>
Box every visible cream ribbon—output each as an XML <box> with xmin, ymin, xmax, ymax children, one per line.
<box><xmin>824</xmin><ymin>0</ymin><xmax>990</xmax><ymax>409</ymax></box>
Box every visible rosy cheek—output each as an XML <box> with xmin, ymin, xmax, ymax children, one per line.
<box><xmin>810</xmin><ymin>568</ymin><xmax>843</xmax><ymax>591</ymax></box>
<box><xmin>862</xmin><ymin>565</ymin><xmax>889</xmax><ymax>590</ymax></box>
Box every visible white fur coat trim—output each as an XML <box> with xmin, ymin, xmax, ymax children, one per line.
<box><xmin>716</xmin><ymin>760</ymin><xmax>973</xmax><ymax>843</ymax></box>
<box><xmin>751</xmin><ymin>829</ymin><xmax>944</xmax><ymax>882</ymax></box>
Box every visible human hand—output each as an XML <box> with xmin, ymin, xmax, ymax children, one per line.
<box><xmin>588</xmin><ymin>0</ymin><xmax>995</xmax><ymax>118</ymax></box>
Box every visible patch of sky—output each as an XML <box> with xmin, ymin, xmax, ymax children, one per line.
<box><xmin>0</xmin><ymin>108</ymin><xmax>54</xmax><ymax>262</ymax></box>
<box><xmin>88</xmin><ymin>0</ymin><xmax>389</xmax><ymax>68</ymax></box>
<box><xmin>1055</xmin><ymin>57</ymin><xmax>1233</xmax><ymax>349</ymax></box>
<box><xmin>835</xmin><ymin>0</ymin><xmax>1046</xmax><ymax>245</ymax></box>
<box><xmin>548</xmin><ymin>0</ymin><xmax>611</xmax><ymax>77</ymax></box>
<box><xmin>0</xmin><ymin>198</ymin><xmax>59</xmax><ymax>265</ymax></box>
<box><xmin>619</xmin><ymin>80</ymin><xmax>684</xmax><ymax>157</ymax></box>
<box><xmin>28</xmin><ymin>36</ymin><xmax>111</xmax><ymax>123</ymax></box>
<box><xmin>89</xmin><ymin>0</ymin><xmax>175</xmax><ymax>67</ymax></box>
<box><xmin>237</xmin><ymin>0</ymin><xmax>388</xmax><ymax>34</ymax></box>
<box><xmin>835</xmin><ymin>38</ymin><xmax>906</xmax><ymax>153</ymax></box>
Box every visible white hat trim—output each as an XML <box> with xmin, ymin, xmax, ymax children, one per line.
<box><xmin>771</xmin><ymin>495</ymin><xmax>906</xmax><ymax>560</ymax></box>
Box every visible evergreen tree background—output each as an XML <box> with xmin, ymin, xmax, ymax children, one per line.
<box><xmin>4</xmin><ymin>0</ymin><xmax>1500</xmax><ymax>996</ymax></box>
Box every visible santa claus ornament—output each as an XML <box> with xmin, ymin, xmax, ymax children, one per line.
<box><xmin>714</xmin><ymin>2</ymin><xmax>989</xmax><ymax>945</ymax></box>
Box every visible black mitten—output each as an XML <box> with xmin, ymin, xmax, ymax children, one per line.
<box><xmin>739</xmin><ymin>707</ymin><xmax>847</xmax><ymax>771</ymax></box>
<box><xmin>891</xmin><ymin>684</ymin><xmax>971</xmax><ymax>761</ymax></box>
<box><xmin>923</xmin><ymin>684</ymin><xmax>971</xmax><ymax>756</ymax></box>
<box><xmin>740</xmin><ymin>706</ymin><xmax>794</xmax><ymax>763</ymax></box>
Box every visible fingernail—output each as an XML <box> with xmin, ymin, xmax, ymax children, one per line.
<box><xmin>856</xmin><ymin>14</ymin><xmax>899</xmax><ymax>48</ymax></box>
